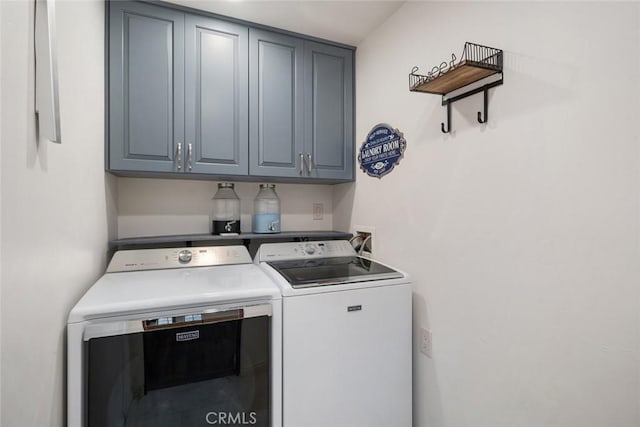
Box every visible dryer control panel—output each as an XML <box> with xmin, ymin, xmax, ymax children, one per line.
<box><xmin>255</xmin><ymin>240</ymin><xmax>356</xmax><ymax>262</ymax></box>
<box><xmin>107</xmin><ymin>246</ymin><xmax>252</xmax><ymax>272</ymax></box>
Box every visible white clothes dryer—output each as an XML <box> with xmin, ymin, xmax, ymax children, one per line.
<box><xmin>68</xmin><ymin>245</ymin><xmax>282</xmax><ymax>427</ymax></box>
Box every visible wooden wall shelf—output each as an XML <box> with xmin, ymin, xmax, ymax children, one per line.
<box><xmin>409</xmin><ymin>60</ymin><xmax>500</xmax><ymax>95</ymax></box>
<box><xmin>409</xmin><ymin>42</ymin><xmax>504</xmax><ymax>133</ymax></box>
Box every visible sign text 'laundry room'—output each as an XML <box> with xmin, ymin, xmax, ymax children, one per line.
<box><xmin>358</xmin><ymin>123</ymin><xmax>407</xmax><ymax>178</ymax></box>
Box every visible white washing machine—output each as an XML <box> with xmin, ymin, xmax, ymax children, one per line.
<box><xmin>67</xmin><ymin>246</ymin><xmax>282</xmax><ymax>427</ymax></box>
<box><xmin>255</xmin><ymin>240</ymin><xmax>412</xmax><ymax>427</ymax></box>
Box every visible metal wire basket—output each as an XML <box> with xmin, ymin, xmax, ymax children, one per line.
<box><xmin>409</xmin><ymin>42</ymin><xmax>503</xmax><ymax>93</ymax></box>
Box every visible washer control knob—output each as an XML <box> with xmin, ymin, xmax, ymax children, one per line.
<box><xmin>178</xmin><ymin>250</ymin><xmax>193</xmax><ymax>264</ymax></box>
<box><xmin>304</xmin><ymin>244</ymin><xmax>316</xmax><ymax>255</ymax></box>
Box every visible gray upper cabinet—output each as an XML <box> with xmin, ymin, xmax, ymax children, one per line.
<box><xmin>185</xmin><ymin>16</ymin><xmax>248</xmax><ymax>175</ymax></box>
<box><xmin>108</xmin><ymin>1</ymin><xmax>354</xmax><ymax>182</ymax></box>
<box><xmin>304</xmin><ymin>41</ymin><xmax>354</xmax><ymax>180</ymax></box>
<box><xmin>249</xmin><ymin>30</ymin><xmax>354</xmax><ymax>181</ymax></box>
<box><xmin>109</xmin><ymin>2</ymin><xmax>184</xmax><ymax>173</ymax></box>
<box><xmin>249</xmin><ymin>29</ymin><xmax>304</xmax><ymax>178</ymax></box>
<box><xmin>110</xmin><ymin>2</ymin><xmax>248</xmax><ymax>176</ymax></box>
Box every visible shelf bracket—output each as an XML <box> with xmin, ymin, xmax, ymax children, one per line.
<box><xmin>441</xmin><ymin>102</ymin><xmax>452</xmax><ymax>134</ymax></box>
<box><xmin>440</xmin><ymin>75</ymin><xmax>503</xmax><ymax>133</ymax></box>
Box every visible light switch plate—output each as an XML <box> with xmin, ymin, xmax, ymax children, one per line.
<box><xmin>313</xmin><ymin>203</ymin><xmax>324</xmax><ymax>220</ymax></box>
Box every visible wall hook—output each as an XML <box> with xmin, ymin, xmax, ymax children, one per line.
<box><xmin>477</xmin><ymin>88</ymin><xmax>489</xmax><ymax>124</ymax></box>
<box><xmin>441</xmin><ymin>102</ymin><xmax>451</xmax><ymax>134</ymax></box>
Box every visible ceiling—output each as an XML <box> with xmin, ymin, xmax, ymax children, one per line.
<box><xmin>165</xmin><ymin>1</ymin><xmax>405</xmax><ymax>46</ymax></box>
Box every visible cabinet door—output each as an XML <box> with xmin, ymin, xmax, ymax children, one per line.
<box><xmin>249</xmin><ymin>29</ymin><xmax>305</xmax><ymax>178</ymax></box>
<box><xmin>185</xmin><ymin>16</ymin><xmax>248</xmax><ymax>175</ymax></box>
<box><xmin>304</xmin><ymin>42</ymin><xmax>354</xmax><ymax>180</ymax></box>
<box><xmin>109</xmin><ymin>2</ymin><xmax>184</xmax><ymax>173</ymax></box>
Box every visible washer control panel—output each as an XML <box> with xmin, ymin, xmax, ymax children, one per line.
<box><xmin>107</xmin><ymin>246</ymin><xmax>252</xmax><ymax>272</ymax></box>
<box><xmin>256</xmin><ymin>240</ymin><xmax>356</xmax><ymax>262</ymax></box>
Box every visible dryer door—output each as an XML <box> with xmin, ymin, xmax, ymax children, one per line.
<box><xmin>84</xmin><ymin>305</ymin><xmax>271</xmax><ymax>426</ymax></box>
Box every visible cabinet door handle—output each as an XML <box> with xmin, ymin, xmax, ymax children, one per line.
<box><xmin>299</xmin><ymin>152</ymin><xmax>304</xmax><ymax>175</ymax></box>
<box><xmin>187</xmin><ymin>143</ymin><xmax>193</xmax><ymax>171</ymax></box>
<box><xmin>306</xmin><ymin>152</ymin><xmax>313</xmax><ymax>174</ymax></box>
<box><xmin>176</xmin><ymin>143</ymin><xmax>183</xmax><ymax>171</ymax></box>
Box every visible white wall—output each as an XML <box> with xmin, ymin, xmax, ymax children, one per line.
<box><xmin>335</xmin><ymin>2</ymin><xmax>640</xmax><ymax>427</ymax></box>
<box><xmin>118</xmin><ymin>178</ymin><xmax>334</xmax><ymax>237</ymax></box>
<box><xmin>0</xmin><ymin>1</ymin><xmax>114</xmax><ymax>426</ymax></box>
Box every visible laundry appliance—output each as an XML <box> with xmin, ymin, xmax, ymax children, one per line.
<box><xmin>67</xmin><ymin>245</ymin><xmax>282</xmax><ymax>427</ymax></box>
<box><xmin>255</xmin><ymin>240</ymin><xmax>412</xmax><ymax>427</ymax></box>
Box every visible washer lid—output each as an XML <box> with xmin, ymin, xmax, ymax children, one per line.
<box><xmin>267</xmin><ymin>256</ymin><xmax>404</xmax><ymax>289</ymax></box>
<box><xmin>69</xmin><ymin>263</ymin><xmax>281</xmax><ymax>323</ymax></box>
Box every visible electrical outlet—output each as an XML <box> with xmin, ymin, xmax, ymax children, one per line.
<box><xmin>420</xmin><ymin>328</ymin><xmax>432</xmax><ymax>358</ymax></box>
<box><xmin>313</xmin><ymin>203</ymin><xmax>324</xmax><ymax>220</ymax></box>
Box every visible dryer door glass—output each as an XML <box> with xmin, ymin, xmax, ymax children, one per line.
<box><xmin>86</xmin><ymin>315</ymin><xmax>270</xmax><ymax>426</ymax></box>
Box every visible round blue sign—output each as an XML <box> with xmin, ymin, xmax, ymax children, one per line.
<box><xmin>358</xmin><ymin>123</ymin><xmax>407</xmax><ymax>178</ymax></box>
